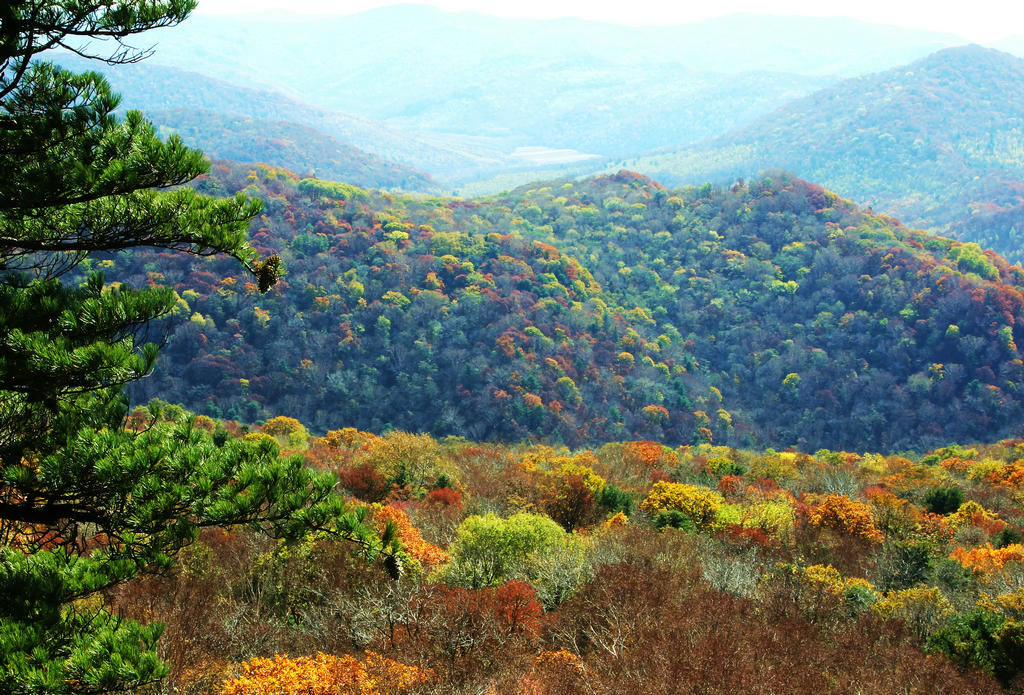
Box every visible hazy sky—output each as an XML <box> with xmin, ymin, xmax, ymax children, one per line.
<box><xmin>193</xmin><ymin>0</ymin><xmax>1021</xmax><ymax>42</ymax></box>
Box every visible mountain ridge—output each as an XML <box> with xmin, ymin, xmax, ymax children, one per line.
<box><xmin>90</xmin><ymin>7</ymin><xmax>974</xmax><ymax>171</ymax></box>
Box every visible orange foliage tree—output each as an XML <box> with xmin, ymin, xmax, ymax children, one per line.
<box><xmin>220</xmin><ymin>652</ymin><xmax>434</xmax><ymax>695</ymax></box>
<box><xmin>540</xmin><ymin>463</ymin><xmax>606</xmax><ymax>531</ymax></box>
<box><xmin>621</xmin><ymin>440</ymin><xmax>678</xmax><ymax>479</ymax></box>
<box><xmin>807</xmin><ymin>494</ymin><xmax>884</xmax><ymax>543</ymax></box>
<box><xmin>371</xmin><ymin>503</ymin><xmax>449</xmax><ymax>569</ymax></box>
<box><xmin>950</xmin><ymin>543</ymin><xmax>1024</xmax><ymax>574</ymax></box>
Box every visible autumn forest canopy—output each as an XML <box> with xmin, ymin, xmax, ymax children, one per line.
<box><xmin>3</xmin><ymin>1</ymin><xmax>1024</xmax><ymax>694</ymax></box>
<box><xmin>128</xmin><ymin>163</ymin><xmax>1024</xmax><ymax>453</ymax></box>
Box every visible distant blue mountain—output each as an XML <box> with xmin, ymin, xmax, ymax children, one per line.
<box><xmin>73</xmin><ymin>8</ymin><xmax>966</xmax><ymax>160</ymax></box>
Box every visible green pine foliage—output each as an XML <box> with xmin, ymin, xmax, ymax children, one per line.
<box><xmin>0</xmin><ymin>3</ymin><xmax>389</xmax><ymax>693</ymax></box>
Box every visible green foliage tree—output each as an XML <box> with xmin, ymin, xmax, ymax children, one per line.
<box><xmin>440</xmin><ymin>513</ymin><xmax>581</xmax><ymax>591</ymax></box>
<box><xmin>922</xmin><ymin>486</ymin><xmax>964</xmax><ymax>515</ymax></box>
<box><xmin>928</xmin><ymin>606</ymin><xmax>1024</xmax><ymax>685</ymax></box>
<box><xmin>0</xmin><ymin>3</ymin><xmax>388</xmax><ymax>693</ymax></box>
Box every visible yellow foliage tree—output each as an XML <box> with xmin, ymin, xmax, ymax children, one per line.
<box><xmin>354</xmin><ymin>431</ymin><xmax>455</xmax><ymax>494</ymax></box>
<box><xmin>640</xmin><ymin>481</ymin><xmax>722</xmax><ymax>528</ymax></box>
<box><xmin>791</xmin><ymin>564</ymin><xmax>877</xmax><ymax>613</ymax></box>
<box><xmin>261</xmin><ymin>415</ymin><xmax>310</xmax><ymax>448</ymax></box>
<box><xmin>242</xmin><ymin>431</ymin><xmax>279</xmax><ymax>450</ymax></box>
<box><xmin>518</xmin><ymin>649</ymin><xmax>590</xmax><ymax>695</ymax></box>
<box><xmin>603</xmin><ymin>511</ymin><xmax>629</xmax><ymax>528</ymax></box>
<box><xmin>996</xmin><ymin>587</ymin><xmax>1024</xmax><ymax>619</ymax></box>
<box><xmin>872</xmin><ymin>587</ymin><xmax>955</xmax><ymax>639</ymax></box>
<box><xmin>538</xmin><ymin>460</ymin><xmax>607</xmax><ymax>531</ymax></box>
<box><xmin>262</xmin><ymin>416</ymin><xmax>305</xmax><ymax>436</ymax></box>
<box><xmin>316</xmin><ymin>427</ymin><xmax>364</xmax><ymax>449</ymax></box>
<box><xmin>546</xmin><ymin>462</ymin><xmax>605</xmax><ymax>494</ymax></box>
<box><xmin>946</xmin><ymin>500</ymin><xmax>1002</xmax><ymax>533</ymax></box>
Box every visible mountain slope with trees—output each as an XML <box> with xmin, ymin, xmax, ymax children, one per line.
<box><xmin>621</xmin><ymin>46</ymin><xmax>1024</xmax><ymax>264</ymax></box>
<box><xmin>47</xmin><ymin>47</ymin><xmax>825</xmax><ymax>180</ymax></box>
<box><xmin>47</xmin><ymin>11</ymin><xmax>976</xmax><ymax>186</ymax></box>
<box><xmin>47</xmin><ymin>52</ymin><xmax>509</xmax><ymax>185</ymax></box>
<box><xmin>115</xmin><ymin>164</ymin><xmax>1024</xmax><ymax>452</ymax></box>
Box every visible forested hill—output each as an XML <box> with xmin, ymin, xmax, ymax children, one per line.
<box><xmin>123</xmin><ymin>164</ymin><xmax>1024</xmax><ymax>452</ymax></box>
<box><xmin>622</xmin><ymin>45</ymin><xmax>1024</xmax><ymax>264</ymax></box>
